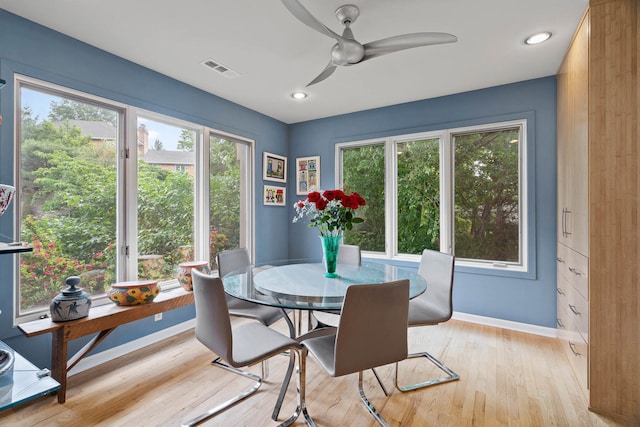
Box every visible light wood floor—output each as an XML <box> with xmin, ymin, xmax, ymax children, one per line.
<box><xmin>0</xmin><ymin>318</ymin><xmax>631</xmax><ymax>427</ymax></box>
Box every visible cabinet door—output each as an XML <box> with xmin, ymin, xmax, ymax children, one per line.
<box><xmin>557</xmin><ymin>58</ymin><xmax>572</xmax><ymax>244</ymax></box>
<box><xmin>568</xmin><ymin>18</ymin><xmax>589</xmax><ymax>256</ymax></box>
<box><xmin>557</xmin><ymin>15</ymin><xmax>589</xmax><ymax>255</ymax></box>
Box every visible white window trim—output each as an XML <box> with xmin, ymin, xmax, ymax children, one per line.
<box><xmin>336</xmin><ymin>118</ymin><xmax>528</xmax><ymax>273</ymax></box>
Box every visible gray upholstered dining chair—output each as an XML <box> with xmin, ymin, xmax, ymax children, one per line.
<box><xmin>312</xmin><ymin>244</ymin><xmax>361</xmax><ymax>328</ymax></box>
<box><xmin>217</xmin><ymin>248</ymin><xmax>293</xmax><ymax>381</ymax></box>
<box><xmin>336</xmin><ymin>243</ymin><xmax>361</xmax><ymax>266</ymax></box>
<box><xmin>217</xmin><ymin>248</ymin><xmax>289</xmax><ymax>329</ymax></box>
<box><xmin>393</xmin><ymin>248</ymin><xmax>459</xmax><ymax>391</ymax></box>
<box><xmin>183</xmin><ymin>270</ymin><xmax>302</xmax><ymax>427</ymax></box>
<box><xmin>299</xmin><ymin>279</ymin><xmax>410</xmax><ymax>426</ymax></box>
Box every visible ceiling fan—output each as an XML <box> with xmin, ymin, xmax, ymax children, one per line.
<box><xmin>281</xmin><ymin>0</ymin><xmax>458</xmax><ymax>86</ymax></box>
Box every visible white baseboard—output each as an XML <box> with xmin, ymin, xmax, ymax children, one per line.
<box><xmin>68</xmin><ymin>319</ymin><xmax>195</xmax><ymax>377</ymax></box>
<box><xmin>452</xmin><ymin>311</ymin><xmax>558</xmax><ymax>338</ymax></box>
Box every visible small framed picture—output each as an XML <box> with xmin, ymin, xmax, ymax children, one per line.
<box><xmin>296</xmin><ymin>155</ymin><xmax>320</xmax><ymax>195</ymax></box>
<box><xmin>264</xmin><ymin>185</ymin><xmax>286</xmax><ymax>206</ymax></box>
<box><xmin>263</xmin><ymin>152</ymin><xmax>287</xmax><ymax>183</ymax></box>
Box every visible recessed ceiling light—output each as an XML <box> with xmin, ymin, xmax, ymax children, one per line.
<box><xmin>291</xmin><ymin>91</ymin><xmax>308</xmax><ymax>100</ymax></box>
<box><xmin>525</xmin><ymin>32</ymin><xmax>552</xmax><ymax>45</ymax></box>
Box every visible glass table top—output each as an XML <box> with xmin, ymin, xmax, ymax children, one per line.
<box><xmin>0</xmin><ymin>341</ymin><xmax>60</xmax><ymax>412</ymax></box>
<box><xmin>221</xmin><ymin>260</ymin><xmax>427</xmax><ymax>310</ymax></box>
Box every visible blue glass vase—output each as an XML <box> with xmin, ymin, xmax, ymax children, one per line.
<box><xmin>320</xmin><ymin>235</ymin><xmax>342</xmax><ymax>278</ymax></box>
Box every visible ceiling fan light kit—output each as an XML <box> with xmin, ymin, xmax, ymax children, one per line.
<box><xmin>281</xmin><ymin>0</ymin><xmax>457</xmax><ymax>86</ymax></box>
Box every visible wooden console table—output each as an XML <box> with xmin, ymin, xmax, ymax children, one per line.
<box><xmin>18</xmin><ymin>287</ymin><xmax>194</xmax><ymax>403</ymax></box>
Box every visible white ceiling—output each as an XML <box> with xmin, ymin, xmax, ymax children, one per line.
<box><xmin>0</xmin><ymin>0</ymin><xmax>588</xmax><ymax>124</ymax></box>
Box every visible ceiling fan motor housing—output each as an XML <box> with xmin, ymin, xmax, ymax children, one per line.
<box><xmin>331</xmin><ymin>39</ymin><xmax>365</xmax><ymax>65</ymax></box>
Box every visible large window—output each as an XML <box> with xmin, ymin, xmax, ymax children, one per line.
<box><xmin>396</xmin><ymin>137</ymin><xmax>441</xmax><ymax>255</ymax></box>
<box><xmin>341</xmin><ymin>143</ymin><xmax>385</xmax><ymax>252</ymax></box>
<box><xmin>15</xmin><ymin>76</ymin><xmax>253</xmax><ymax>320</ymax></box>
<box><xmin>453</xmin><ymin>127</ymin><xmax>521</xmax><ymax>263</ymax></box>
<box><xmin>338</xmin><ymin>120</ymin><xmax>527</xmax><ymax>271</ymax></box>
<box><xmin>208</xmin><ymin>133</ymin><xmax>252</xmax><ymax>271</ymax></box>
<box><xmin>135</xmin><ymin>116</ymin><xmax>198</xmax><ymax>283</ymax></box>
<box><xmin>18</xmin><ymin>84</ymin><xmax>122</xmax><ymax>315</ymax></box>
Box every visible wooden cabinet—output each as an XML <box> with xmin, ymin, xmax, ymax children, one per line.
<box><xmin>557</xmin><ymin>8</ymin><xmax>590</xmax><ymax>399</ymax></box>
<box><xmin>557</xmin><ymin>1</ymin><xmax>640</xmax><ymax>423</ymax></box>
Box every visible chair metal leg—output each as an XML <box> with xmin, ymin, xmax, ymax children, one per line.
<box><xmin>273</xmin><ymin>327</ymin><xmax>337</xmax><ymax>421</ymax></box>
<box><xmin>299</xmin><ymin>348</ymin><xmax>315</xmax><ymax>426</ymax></box>
<box><xmin>394</xmin><ymin>350</ymin><xmax>459</xmax><ymax>392</ymax></box>
<box><xmin>277</xmin><ymin>348</ymin><xmax>315</xmax><ymax>427</ymax></box>
<box><xmin>358</xmin><ymin>371</ymin><xmax>391</xmax><ymax>427</ymax></box>
<box><xmin>272</xmin><ymin>348</ymin><xmax>297</xmax><ymax>420</ymax></box>
<box><xmin>182</xmin><ymin>358</ymin><xmax>262</xmax><ymax>427</ymax></box>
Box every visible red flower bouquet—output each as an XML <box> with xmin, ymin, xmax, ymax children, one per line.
<box><xmin>293</xmin><ymin>189</ymin><xmax>366</xmax><ymax>236</ymax></box>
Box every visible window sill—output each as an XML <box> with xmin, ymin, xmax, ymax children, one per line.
<box><xmin>362</xmin><ymin>253</ymin><xmax>535</xmax><ymax>280</ymax></box>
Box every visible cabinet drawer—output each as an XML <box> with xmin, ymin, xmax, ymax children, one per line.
<box><xmin>557</xmin><ymin>243</ymin><xmax>570</xmax><ymax>282</ymax></box>
<box><xmin>567</xmin><ymin>284</ymin><xmax>589</xmax><ymax>342</ymax></box>
<box><xmin>556</xmin><ymin>302</ymin><xmax>574</xmax><ymax>340</ymax></box>
<box><xmin>566</xmin><ymin>249</ymin><xmax>588</xmax><ymax>300</ymax></box>
<box><xmin>556</xmin><ymin>276</ymin><xmax>571</xmax><ymax>332</ymax></box>
<box><xmin>563</xmin><ymin>337</ymin><xmax>588</xmax><ymax>392</ymax></box>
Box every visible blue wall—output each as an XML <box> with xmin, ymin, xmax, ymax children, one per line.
<box><xmin>0</xmin><ymin>9</ymin><xmax>557</xmax><ymax>368</ymax></box>
<box><xmin>0</xmin><ymin>10</ymin><xmax>290</xmax><ymax>367</ymax></box>
<box><xmin>288</xmin><ymin>77</ymin><xmax>558</xmax><ymax>328</ymax></box>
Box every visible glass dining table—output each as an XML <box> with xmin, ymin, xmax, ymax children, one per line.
<box><xmin>221</xmin><ymin>258</ymin><xmax>426</xmax><ymax>314</ymax></box>
<box><xmin>221</xmin><ymin>259</ymin><xmax>427</xmax><ymax>423</ymax></box>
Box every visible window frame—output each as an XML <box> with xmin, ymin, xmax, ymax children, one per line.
<box><xmin>127</xmin><ymin>108</ymin><xmax>205</xmax><ymax>285</ymax></box>
<box><xmin>448</xmin><ymin>120</ymin><xmax>528</xmax><ymax>272</ymax></box>
<box><xmin>13</xmin><ymin>75</ymin><xmax>255</xmax><ymax>323</ymax></box>
<box><xmin>15</xmin><ymin>76</ymin><xmax>128</xmax><ymax>322</ymax></box>
<box><xmin>336</xmin><ymin>118</ymin><xmax>529</xmax><ymax>275</ymax></box>
<box><xmin>205</xmin><ymin>129</ymin><xmax>255</xmax><ymax>263</ymax></box>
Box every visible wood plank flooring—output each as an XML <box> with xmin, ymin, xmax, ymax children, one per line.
<box><xmin>0</xmin><ymin>318</ymin><xmax>631</xmax><ymax>426</ymax></box>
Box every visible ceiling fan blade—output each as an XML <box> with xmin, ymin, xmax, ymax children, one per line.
<box><xmin>307</xmin><ymin>61</ymin><xmax>338</xmax><ymax>87</ymax></box>
<box><xmin>362</xmin><ymin>32</ymin><xmax>457</xmax><ymax>61</ymax></box>
<box><xmin>281</xmin><ymin>0</ymin><xmax>346</xmax><ymax>44</ymax></box>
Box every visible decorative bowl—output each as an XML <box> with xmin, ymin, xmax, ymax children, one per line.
<box><xmin>0</xmin><ymin>185</ymin><xmax>15</xmax><ymax>216</ymax></box>
<box><xmin>107</xmin><ymin>280</ymin><xmax>160</xmax><ymax>306</ymax></box>
<box><xmin>176</xmin><ymin>261</ymin><xmax>210</xmax><ymax>291</ymax></box>
<box><xmin>0</xmin><ymin>341</ymin><xmax>14</xmax><ymax>377</ymax></box>
<box><xmin>0</xmin><ymin>341</ymin><xmax>14</xmax><ymax>406</ymax></box>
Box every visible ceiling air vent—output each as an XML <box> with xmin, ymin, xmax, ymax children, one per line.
<box><xmin>201</xmin><ymin>58</ymin><xmax>240</xmax><ymax>79</ymax></box>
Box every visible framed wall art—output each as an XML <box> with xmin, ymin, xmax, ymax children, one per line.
<box><xmin>263</xmin><ymin>185</ymin><xmax>286</xmax><ymax>206</ymax></box>
<box><xmin>263</xmin><ymin>152</ymin><xmax>287</xmax><ymax>183</ymax></box>
<box><xmin>295</xmin><ymin>155</ymin><xmax>320</xmax><ymax>195</ymax></box>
